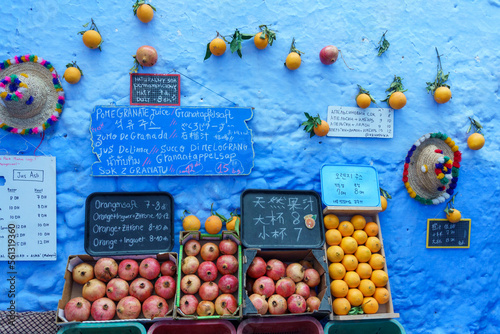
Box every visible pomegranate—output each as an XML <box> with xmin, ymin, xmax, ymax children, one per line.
<box><xmin>287</xmin><ymin>294</ymin><xmax>307</xmax><ymax>313</ymax></box>
<box><xmin>179</xmin><ymin>294</ymin><xmax>199</xmax><ymax>315</ymax></box>
<box><xmin>72</xmin><ymin>263</ymin><xmax>94</xmax><ymax>285</ymax></box>
<box><xmin>319</xmin><ymin>45</ymin><xmax>339</xmax><ymax>65</ymax></box>
<box><xmin>64</xmin><ymin>297</ymin><xmax>91</xmax><ymax>322</ymax></box>
<box><xmin>184</xmin><ymin>239</ymin><xmax>201</xmax><ymax>256</ymax></box>
<box><xmin>286</xmin><ymin>263</ymin><xmax>305</xmax><ymax>283</ymax></box>
<box><xmin>82</xmin><ymin>279</ymin><xmax>106</xmax><ymax>302</ymax></box>
<box><xmin>295</xmin><ymin>282</ymin><xmax>311</xmax><ymax>299</ymax></box>
<box><xmin>306</xmin><ymin>296</ymin><xmax>321</xmax><ymax>312</ymax></box>
<box><xmin>91</xmin><ymin>297</ymin><xmax>116</xmax><ymax>321</ymax></box>
<box><xmin>180</xmin><ymin>274</ymin><xmax>201</xmax><ymax>294</ymax></box>
<box><xmin>303</xmin><ymin>268</ymin><xmax>321</xmax><ymax>288</ymax></box>
<box><xmin>129</xmin><ymin>278</ymin><xmax>153</xmax><ymax>302</ymax></box>
<box><xmin>216</xmin><ymin>255</ymin><xmax>238</xmax><ymax>275</ymax></box>
<box><xmin>249</xmin><ymin>294</ymin><xmax>268</xmax><ymax>315</ymax></box>
<box><xmin>300</xmin><ymin>260</ymin><xmax>313</xmax><ymax>270</ymax></box>
<box><xmin>275</xmin><ymin>277</ymin><xmax>296</xmax><ymax>298</ymax></box>
<box><xmin>218</xmin><ymin>274</ymin><xmax>239</xmax><ymax>294</ymax></box>
<box><xmin>219</xmin><ymin>239</ymin><xmax>237</xmax><ymax>255</ymax></box>
<box><xmin>198</xmin><ymin>261</ymin><xmax>218</xmax><ymax>282</ymax></box>
<box><xmin>253</xmin><ymin>276</ymin><xmax>275</xmax><ymax>298</ymax></box>
<box><xmin>106</xmin><ymin>278</ymin><xmax>129</xmax><ymax>301</ymax></box>
<box><xmin>199</xmin><ymin>281</ymin><xmax>219</xmax><ymax>301</ymax></box>
<box><xmin>200</xmin><ymin>242</ymin><xmax>219</xmax><ymax>261</ymax></box>
<box><xmin>181</xmin><ymin>256</ymin><xmax>200</xmax><ymax>275</ymax></box>
<box><xmin>160</xmin><ymin>260</ymin><xmax>177</xmax><ymax>276</ymax></box>
<box><xmin>116</xmin><ymin>296</ymin><xmax>141</xmax><ymax>319</ymax></box>
<box><xmin>135</xmin><ymin>45</ymin><xmax>158</xmax><ymax>67</ymax></box>
<box><xmin>266</xmin><ymin>259</ymin><xmax>286</xmax><ymax>281</ymax></box>
<box><xmin>155</xmin><ymin>276</ymin><xmax>176</xmax><ymax>300</ymax></box>
<box><xmin>197</xmin><ymin>300</ymin><xmax>215</xmax><ymax>316</ymax></box>
<box><xmin>139</xmin><ymin>258</ymin><xmax>161</xmax><ymax>280</ymax></box>
<box><xmin>247</xmin><ymin>256</ymin><xmax>266</xmax><ymax>279</ymax></box>
<box><xmin>142</xmin><ymin>295</ymin><xmax>168</xmax><ymax>319</ymax></box>
<box><xmin>215</xmin><ymin>294</ymin><xmax>238</xmax><ymax>315</ymax></box>
<box><xmin>118</xmin><ymin>259</ymin><xmax>139</xmax><ymax>281</ymax></box>
<box><xmin>268</xmin><ymin>294</ymin><xmax>287</xmax><ymax>315</ymax></box>
<box><xmin>95</xmin><ymin>258</ymin><xmax>118</xmax><ymax>282</ymax></box>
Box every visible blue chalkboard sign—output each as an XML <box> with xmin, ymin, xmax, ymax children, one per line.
<box><xmin>90</xmin><ymin>106</ymin><xmax>254</xmax><ymax>176</ymax></box>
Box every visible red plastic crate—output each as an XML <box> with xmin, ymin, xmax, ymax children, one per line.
<box><xmin>237</xmin><ymin>316</ymin><xmax>324</xmax><ymax>334</ymax></box>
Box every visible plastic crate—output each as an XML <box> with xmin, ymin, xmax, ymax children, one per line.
<box><xmin>237</xmin><ymin>316</ymin><xmax>324</xmax><ymax>334</ymax></box>
<box><xmin>57</xmin><ymin>322</ymin><xmax>146</xmax><ymax>334</ymax></box>
<box><xmin>148</xmin><ymin>319</ymin><xmax>236</xmax><ymax>334</ymax></box>
<box><xmin>324</xmin><ymin>319</ymin><xmax>406</xmax><ymax>333</ymax></box>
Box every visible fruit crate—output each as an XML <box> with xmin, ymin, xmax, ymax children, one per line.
<box><xmin>148</xmin><ymin>319</ymin><xmax>236</xmax><ymax>334</ymax></box>
<box><xmin>56</xmin><ymin>322</ymin><xmax>146</xmax><ymax>334</ymax></box>
<box><xmin>324</xmin><ymin>319</ymin><xmax>406</xmax><ymax>334</ymax></box>
<box><xmin>323</xmin><ymin>207</ymin><xmax>399</xmax><ymax>321</ymax></box>
<box><xmin>237</xmin><ymin>316</ymin><xmax>324</xmax><ymax>334</ymax></box>
<box><xmin>175</xmin><ymin>231</ymin><xmax>243</xmax><ymax>320</ymax></box>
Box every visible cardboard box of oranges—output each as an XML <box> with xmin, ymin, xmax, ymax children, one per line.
<box><xmin>323</xmin><ymin>207</ymin><xmax>399</xmax><ymax>320</ymax></box>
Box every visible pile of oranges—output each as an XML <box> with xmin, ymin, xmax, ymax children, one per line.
<box><xmin>324</xmin><ymin>213</ymin><xmax>390</xmax><ymax>315</ymax></box>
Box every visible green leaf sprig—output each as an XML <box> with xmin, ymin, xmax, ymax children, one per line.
<box><xmin>348</xmin><ymin>305</ymin><xmax>365</xmax><ymax>315</ymax></box>
<box><xmin>356</xmin><ymin>85</ymin><xmax>376</xmax><ymax>103</ymax></box>
<box><xmin>467</xmin><ymin>116</ymin><xmax>483</xmax><ymax>135</ymax></box>
<box><xmin>225</xmin><ymin>29</ymin><xmax>254</xmax><ymax>58</ymax></box>
<box><xmin>302</xmin><ymin>112</ymin><xmax>322</xmax><ymax>138</ymax></box>
<box><xmin>133</xmin><ymin>0</ymin><xmax>156</xmax><ymax>15</ymax></box>
<box><xmin>444</xmin><ymin>193</ymin><xmax>458</xmax><ymax>215</ymax></box>
<box><xmin>426</xmin><ymin>47</ymin><xmax>450</xmax><ymax>95</ymax></box>
<box><xmin>381</xmin><ymin>76</ymin><xmax>407</xmax><ymax>102</ymax></box>
<box><xmin>289</xmin><ymin>37</ymin><xmax>304</xmax><ymax>56</ymax></box>
<box><xmin>380</xmin><ymin>187</ymin><xmax>392</xmax><ymax>200</ymax></box>
<box><xmin>77</xmin><ymin>18</ymin><xmax>103</xmax><ymax>51</ymax></box>
<box><xmin>376</xmin><ymin>30</ymin><xmax>390</xmax><ymax>56</ymax></box>
<box><xmin>257</xmin><ymin>24</ymin><xmax>277</xmax><ymax>46</ymax></box>
<box><xmin>66</xmin><ymin>61</ymin><xmax>83</xmax><ymax>76</ymax></box>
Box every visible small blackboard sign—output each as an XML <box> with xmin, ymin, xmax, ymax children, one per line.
<box><xmin>426</xmin><ymin>219</ymin><xmax>471</xmax><ymax>248</ymax></box>
<box><xmin>85</xmin><ymin>192</ymin><xmax>174</xmax><ymax>256</ymax></box>
<box><xmin>130</xmin><ymin>73</ymin><xmax>180</xmax><ymax>106</ymax></box>
<box><xmin>240</xmin><ymin>189</ymin><xmax>325</xmax><ymax>249</ymax></box>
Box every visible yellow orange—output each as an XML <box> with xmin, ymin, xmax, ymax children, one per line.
<box><xmin>331</xmin><ymin>280</ymin><xmax>349</xmax><ymax>298</ymax></box>
<box><xmin>374</xmin><ymin>287</ymin><xmax>390</xmax><ymax>305</ymax></box>
<box><xmin>82</xmin><ymin>30</ymin><xmax>102</xmax><ymax>49</ymax></box>
<box><xmin>136</xmin><ymin>4</ymin><xmax>154</xmax><ymax>23</ymax></box>
<box><xmin>338</xmin><ymin>221</ymin><xmax>354</xmax><ymax>236</ymax></box>
<box><xmin>388</xmin><ymin>91</ymin><xmax>406</xmax><ymax>109</ymax></box>
<box><xmin>183</xmin><ymin>215</ymin><xmax>201</xmax><ymax>231</ymax></box>
<box><xmin>358</xmin><ymin>279</ymin><xmax>376</xmax><ymax>297</ymax></box>
<box><xmin>314</xmin><ymin>120</ymin><xmax>330</xmax><ymax>137</ymax></box>
<box><xmin>205</xmin><ymin>215</ymin><xmax>222</xmax><ymax>234</ymax></box>
<box><xmin>362</xmin><ymin>297</ymin><xmax>379</xmax><ymax>314</ymax></box>
<box><xmin>340</xmin><ymin>237</ymin><xmax>358</xmax><ymax>254</ymax></box>
<box><xmin>324</xmin><ymin>214</ymin><xmax>340</xmax><ymax>229</ymax></box>
<box><xmin>326</xmin><ymin>229</ymin><xmax>342</xmax><ymax>246</ymax></box>
<box><xmin>285</xmin><ymin>52</ymin><xmax>301</xmax><ymax>70</ymax></box>
<box><xmin>355</xmin><ymin>263</ymin><xmax>373</xmax><ymax>279</ymax></box>
<box><xmin>371</xmin><ymin>270</ymin><xmax>389</xmax><ymax>287</ymax></box>
<box><xmin>467</xmin><ymin>133</ymin><xmax>485</xmax><ymax>150</ymax></box>
<box><xmin>343</xmin><ymin>271</ymin><xmax>360</xmax><ymax>288</ymax></box>
<box><xmin>369</xmin><ymin>254</ymin><xmax>385</xmax><ymax>270</ymax></box>
<box><xmin>354</xmin><ymin>245</ymin><xmax>372</xmax><ymax>263</ymax></box>
<box><xmin>254</xmin><ymin>32</ymin><xmax>269</xmax><ymax>49</ymax></box>
<box><xmin>364</xmin><ymin>222</ymin><xmax>379</xmax><ymax>237</ymax></box>
<box><xmin>327</xmin><ymin>245</ymin><xmax>344</xmax><ymax>263</ymax></box>
<box><xmin>329</xmin><ymin>263</ymin><xmax>346</xmax><ymax>280</ymax></box>
<box><xmin>63</xmin><ymin>67</ymin><xmax>81</xmax><ymax>84</ymax></box>
<box><xmin>365</xmin><ymin>237</ymin><xmax>382</xmax><ymax>253</ymax></box>
<box><xmin>332</xmin><ymin>298</ymin><xmax>351</xmax><ymax>315</ymax></box>
<box><xmin>352</xmin><ymin>230</ymin><xmax>368</xmax><ymax>245</ymax></box>
<box><xmin>341</xmin><ymin>254</ymin><xmax>358</xmax><ymax>271</ymax></box>
<box><xmin>356</xmin><ymin>94</ymin><xmax>371</xmax><ymax>109</ymax></box>
<box><xmin>446</xmin><ymin>209</ymin><xmax>462</xmax><ymax>223</ymax></box>
<box><xmin>434</xmin><ymin>86</ymin><xmax>451</xmax><ymax>104</ymax></box>
<box><xmin>350</xmin><ymin>215</ymin><xmax>366</xmax><ymax>230</ymax></box>
<box><xmin>346</xmin><ymin>288</ymin><xmax>364</xmax><ymax>307</ymax></box>
<box><xmin>209</xmin><ymin>38</ymin><xmax>226</xmax><ymax>56</ymax></box>
<box><xmin>380</xmin><ymin>196</ymin><xmax>388</xmax><ymax>211</ymax></box>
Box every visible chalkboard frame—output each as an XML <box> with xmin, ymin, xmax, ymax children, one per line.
<box><xmin>426</xmin><ymin>218</ymin><xmax>471</xmax><ymax>249</ymax></box>
<box><xmin>84</xmin><ymin>191</ymin><xmax>174</xmax><ymax>256</ymax></box>
<box><xmin>130</xmin><ymin>73</ymin><xmax>181</xmax><ymax>106</ymax></box>
<box><xmin>240</xmin><ymin>189</ymin><xmax>325</xmax><ymax>250</ymax></box>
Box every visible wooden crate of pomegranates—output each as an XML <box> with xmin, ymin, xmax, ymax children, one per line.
<box><xmin>56</xmin><ymin>253</ymin><xmax>178</xmax><ymax>325</ymax></box>
<box><xmin>174</xmin><ymin>231</ymin><xmax>243</xmax><ymax>320</ymax></box>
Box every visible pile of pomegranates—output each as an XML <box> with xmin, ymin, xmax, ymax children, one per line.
<box><xmin>64</xmin><ymin>256</ymin><xmax>177</xmax><ymax>322</ymax></box>
<box><xmin>246</xmin><ymin>257</ymin><xmax>322</xmax><ymax>315</ymax></box>
<box><xmin>178</xmin><ymin>238</ymin><xmax>240</xmax><ymax>317</ymax></box>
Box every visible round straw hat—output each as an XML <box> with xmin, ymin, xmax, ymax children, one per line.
<box><xmin>0</xmin><ymin>55</ymin><xmax>64</xmax><ymax>134</ymax></box>
<box><xmin>403</xmin><ymin>132</ymin><xmax>462</xmax><ymax>205</ymax></box>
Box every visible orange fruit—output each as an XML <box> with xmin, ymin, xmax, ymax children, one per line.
<box><xmin>388</xmin><ymin>91</ymin><xmax>406</xmax><ymax>110</ymax></box>
<box><xmin>380</xmin><ymin>196</ymin><xmax>388</xmax><ymax>212</ymax></box>
<box><xmin>332</xmin><ymin>298</ymin><xmax>351</xmax><ymax>315</ymax></box>
<box><xmin>343</xmin><ymin>271</ymin><xmax>360</xmax><ymax>288</ymax></box>
<box><xmin>63</xmin><ymin>67</ymin><xmax>81</xmax><ymax>84</ymax></box>
<box><xmin>205</xmin><ymin>215</ymin><xmax>222</xmax><ymax>234</ymax></box>
<box><xmin>285</xmin><ymin>52</ymin><xmax>301</xmax><ymax>70</ymax></box>
<box><xmin>136</xmin><ymin>4</ymin><xmax>154</xmax><ymax>23</ymax></box>
<box><xmin>338</xmin><ymin>221</ymin><xmax>354</xmax><ymax>237</ymax></box>
<box><xmin>371</xmin><ymin>270</ymin><xmax>389</xmax><ymax>287</ymax></box>
<box><xmin>352</xmin><ymin>230</ymin><xmax>368</xmax><ymax>245</ymax></box>
<box><xmin>82</xmin><ymin>30</ymin><xmax>102</xmax><ymax>49</ymax></box>
<box><xmin>226</xmin><ymin>216</ymin><xmax>239</xmax><ymax>231</ymax></box>
<box><xmin>183</xmin><ymin>214</ymin><xmax>201</xmax><ymax>231</ymax></box>
<box><xmin>254</xmin><ymin>32</ymin><xmax>269</xmax><ymax>50</ymax></box>
<box><xmin>324</xmin><ymin>214</ymin><xmax>340</xmax><ymax>229</ymax></box>
<box><xmin>355</xmin><ymin>263</ymin><xmax>373</xmax><ymax>279</ymax></box>
<box><xmin>356</xmin><ymin>93</ymin><xmax>371</xmax><ymax>109</ymax></box>
<box><xmin>313</xmin><ymin>120</ymin><xmax>330</xmax><ymax>137</ymax></box>
<box><xmin>331</xmin><ymin>280</ymin><xmax>349</xmax><ymax>298</ymax></box>
<box><xmin>364</xmin><ymin>222</ymin><xmax>379</xmax><ymax>237</ymax></box>
<box><xmin>362</xmin><ymin>297</ymin><xmax>379</xmax><ymax>314</ymax></box>
<box><xmin>341</xmin><ymin>254</ymin><xmax>358</xmax><ymax>271</ymax></box>
<box><xmin>354</xmin><ymin>245</ymin><xmax>372</xmax><ymax>263</ymax></box>
<box><xmin>346</xmin><ymin>288</ymin><xmax>364</xmax><ymax>307</ymax></box>
<box><xmin>467</xmin><ymin>133</ymin><xmax>485</xmax><ymax>150</ymax></box>
<box><xmin>434</xmin><ymin>86</ymin><xmax>451</xmax><ymax>104</ymax></box>
<box><xmin>446</xmin><ymin>209</ymin><xmax>462</xmax><ymax>223</ymax></box>
<box><xmin>340</xmin><ymin>237</ymin><xmax>358</xmax><ymax>254</ymax></box>
<box><xmin>350</xmin><ymin>215</ymin><xmax>366</xmax><ymax>230</ymax></box>
<box><xmin>358</xmin><ymin>279</ymin><xmax>376</xmax><ymax>297</ymax></box>
<box><xmin>373</xmin><ymin>287</ymin><xmax>390</xmax><ymax>305</ymax></box>
<box><xmin>326</xmin><ymin>229</ymin><xmax>342</xmax><ymax>246</ymax></box>
<box><xmin>209</xmin><ymin>38</ymin><xmax>226</xmax><ymax>56</ymax></box>
<box><xmin>327</xmin><ymin>246</ymin><xmax>344</xmax><ymax>263</ymax></box>
<box><xmin>365</xmin><ymin>237</ymin><xmax>382</xmax><ymax>253</ymax></box>
<box><xmin>369</xmin><ymin>254</ymin><xmax>385</xmax><ymax>270</ymax></box>
<box><xmin>329</xmin><ymin>263</ymin><xmax>346</xmax><ymax>280</ymax></box>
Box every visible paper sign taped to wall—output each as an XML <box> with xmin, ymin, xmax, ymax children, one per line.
<box><xmin>327</xmin><ymin>106</ymin><xmax>393</xmax><ymax>138</ymax></box>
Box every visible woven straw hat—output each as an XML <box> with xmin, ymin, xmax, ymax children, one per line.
<box><xmin>403</xmin><ymin>132</ymin><xmax>462</xmax><ymax>205</ymax></box>
<box><xmin>0</xmin><ymin>55</ymin><xmax>64</xmax><ymax>134</ymax></box>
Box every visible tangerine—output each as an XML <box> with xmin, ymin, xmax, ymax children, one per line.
<box><xmin>327</xmin><ymin>245</ymin><xmax>344</xmax><ymax>263</ymax></box>
<box><xmin>373</xmin><ymin>287</ymin><xmax>390</xmax><ymax>305</ymax></box>
<box><xmin>365</xmin><ymin>237</ymin><xmax>382</xmax><ymax>253</ymax></box>
<box><xmin>183</xmin><ymin>214</ymin><xmax>201</xmax><ymax>231</ymax></box>
<box><xmin>343</xmin><ymin>271</ymin><xmax>360</xmax><ymax>288</ymax></box>
<box><xmin>380</xmin><ymin>196</ymin><xmax>388</xmax><ymax>212</ymax></box>
<box><xmin>63</xmin><ymin>67</ymin><xmax>81</xmax><ymax>84</ymax></box>
<box><xmin>369</xmin><ymin>254</ymin><xmax>385</xmax><ymax>270</ymax></box>
<box><xmin>210</xmin><ymin>38</ymin><xmax>226</xmax><ymax>56</ymax></box>
<box><xmin>446</xmin><ymin>209</ymin><xmax>462</xmax><ymax>223</ymax></box>
<box><xmin>331</xmin><ymin>280</ymin><xmax>349</xmax><ymax>298</ymax></box>
<box><xmin>340</xmin><ymin>237</ymin><xmax>358</xmax><ymax>254</ymax></box>
<box><xmin>371</xmin><ymin>270</ymin><xmax>389</xmax><ymax>287</ymax></box>
<box><xmin>358</xmin><ymin>279</ymin><xmax>376</xmax><ymax>297</ymax></box>
<box><xmin>356</xmin><ymin>93</ymin><xmax>372</xmax><ymax>109</ymax></box>
<box><xmin>313</xmin><ymin>120</ymin><xmax>330</xmax><ymax>137</ymax></box>
<box><xmin>136</xmin><ymin>4</ymin><xmax>154</xmax><ymax>23</ymax></box>
<box><xmin>341</xmin><ymin>254</ymin><xmax>358</xmax><ymax>271</ymax></box>
<box><xmin>226</xmin><ymin>215</ymin><xmax>239</xmax><ymax>230</ymax></box>
<box><xmin>205</xmin><ymin>215</ymin><xmax>222</xmax><ymax>234</ymax></box>
<box><xmin>355</xmin><ymin>263</ymin><xmax>373</xmax><ymax>279</ymax></box>
<box><xmin>82</xmin><ymin>30</ymin><xmax>102</xmax><ymax>49</ymax></box>
<box><xmin>332</xmin><ymin>298</ymin><xmax>351</xmax><ymax>315</ymax></box>
<box><xmin>352</xmin><ymin>230</ymin><xmax>368</xmax><ymax>245</ymax></box>
<box><xmin>434</xmin><ymin>86</ymin><xmax>452</xmax><ymax>104</ymax></box>
<box><xmin>354</xmin><ymin>245</ymin><xmax>372</xmax><ymax>263</ymax></box>
<box><xmin>324</xmin><ymin>214</ymin><xmax>340</xmax><ymax>229</ymax></box>
<box><xmin>467</xmin><ymin>133</ymin><xmax>485</xmax><ymax>150</ymax></box>
<box><xmin>285</xmin><ymin>52</ymin><xmax>301</xmax><ymax>70</ymax></box>
<box><xmin>350</xmin><ymin>215</ymin><xmax>366</xmax><ymax>230</ymax></box>
<box><xmin>362</xmin><ymin>297</ymin><xmax>379</xmax><ymax>314</ymax></box>
<box><xmin>388</xmin><ymin>91</ymin><xmax>406</xmax><ymax>110</ymax></box>
<box><xmin>364</xmin><ymin>222</ymin><xmax>379</xmax><ymax>237</ymax></box>
<box><xmin>326</xmin><ymin>229</ymin><xmax>342</xmax><ymax>246</ymax></box>
<box><xmin>329</xmin><ymin>263</ymin><xmax>346</xmax><ymax>280</ymax></box>
<box><xmin>346</xmin><ymin>288</ymin><xmax>364</xmax><ymax>307</ymax></box>
<box><xmin>338</xmin><ymin>221</ymin><xmax>354</xmax><ymax>237</ymax></box>
<box><xmin>254</xmin><ymin>32</ymin><xmax>269</xmax><ymax>50</ymax></box>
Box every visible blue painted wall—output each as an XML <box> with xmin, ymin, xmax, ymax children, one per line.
<box><xmin>1</xmin><ymin>1</ymin><xmax>499</xmax><ymax>333</ymax></box>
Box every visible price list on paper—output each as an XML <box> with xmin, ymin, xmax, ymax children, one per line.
<box><xmin>327</xmin><ymin>106</ymin><xmax>393</xmax><ymax>138</ymax></box>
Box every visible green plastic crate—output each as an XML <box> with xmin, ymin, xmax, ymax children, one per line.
<box><xmin>324</xmin><ymin>319</ymin><xmax>406</xmax><ymax>334</ymax></box>
<box><xmin>57</xmin><ymin>322</ymin><xmax>146</xmax><ymax>334</ymax></box>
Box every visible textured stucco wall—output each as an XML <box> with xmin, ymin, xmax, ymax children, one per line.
<box><xmin>1</xmin><ymin>1</ymin><xmax>500</xmax><ymax>333</ymax></box>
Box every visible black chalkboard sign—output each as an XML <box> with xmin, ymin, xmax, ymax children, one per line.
<box><xmin>85</xmin><ymin>192</ymin><xmax>174</xmax><ymax>256</ymax></box>
<box><xmin>130</xmin><ymin>73</ymin><xmax>180</xmax><ymax>106</ymax></box>
<box><xmin>240</xmin><ymin>189</ymin><xmax>325</xmax><ymax>249</ymax></box>
<box><xmin>426</xmin><ymin>219</ymin><xmax>471</xmax><ymax>248</ymax></box>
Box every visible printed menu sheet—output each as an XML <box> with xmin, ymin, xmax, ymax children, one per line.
<box><xmin>327</xmin><ymin>106</ymin><xmax>394</xmax><ymax>138</ymax></box>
